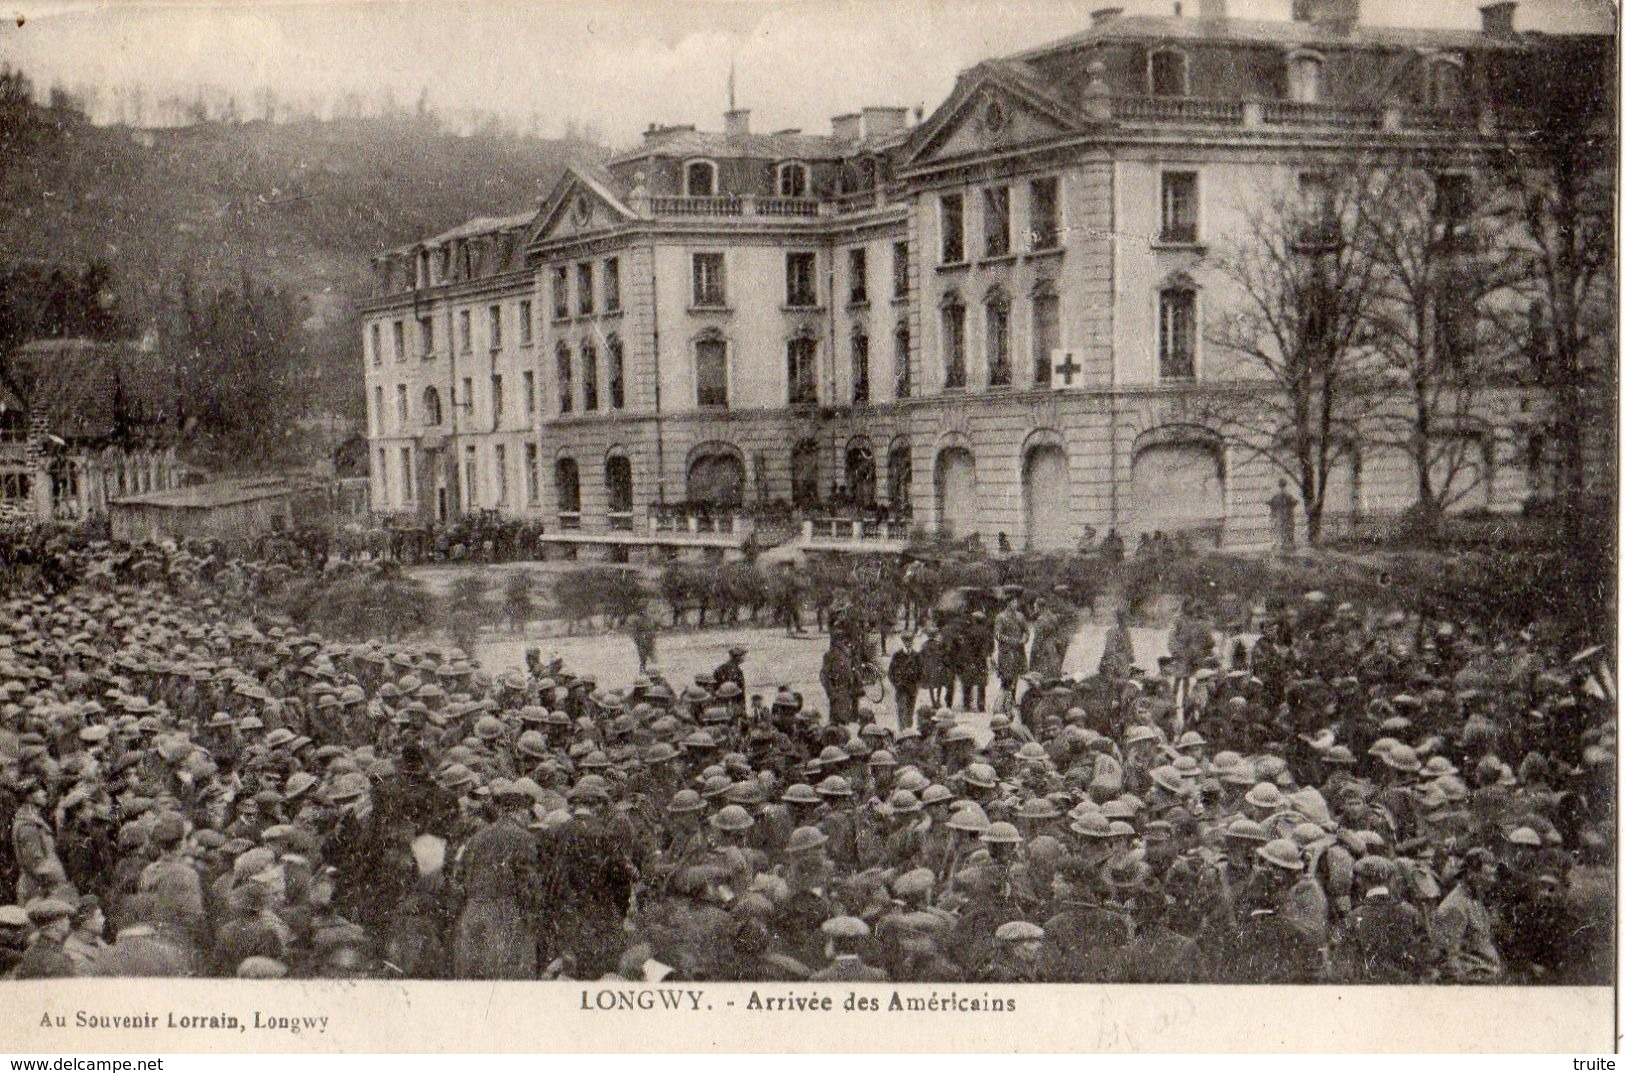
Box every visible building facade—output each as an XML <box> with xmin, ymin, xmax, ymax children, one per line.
<box><xmin>360</xmin><ymin>0</ymin><xmax>1606</xmax><ymax>550</ymax></box>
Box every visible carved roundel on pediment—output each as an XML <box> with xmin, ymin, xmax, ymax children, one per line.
<box><xmin>572</xmin><ymin>193</ymin><xmax>593</xmax><ymax>226</ymax></box>
<box><xmin>980</xmin><ymin>98</ymin><xmax>1009</xmax><ymax>140</ymax></box>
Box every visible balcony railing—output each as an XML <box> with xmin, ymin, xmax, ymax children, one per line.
<box><xmin>1258</xmin><ymin>100</ymin><xmax>1383</xmax><ymax>129</ymax></box>
<box><xmin>558</xmin><ymin>511</ymin><xmax>581</xmax><ymax>531</ymax></box>
<box><xmin>648</xmin><ymin>506</ymin><xmax>753</xmax><ymax>538</ymax></box>
<box><xmin>649</xmin><ymin>195</ymin><xmax>745</xmax><ymax>217</ymax></box>
<box><xmin>1111</xmin><ymin>96</ymin><xmax>1245</xmax><ymax>124</ymax></box>
<box><xmin>607</xmin><ymin>511</ymin><xmax>634</xmax><ymax>532</ymax></box>
<box><xmin>804</xmin><ymin>517</ymin><xmax>912</xmax><ymax>544</ymax></box>
<box><xmin>758</xmin><ymin>197</ymin><xmax>821</xmax><ymax>217</ymax></box>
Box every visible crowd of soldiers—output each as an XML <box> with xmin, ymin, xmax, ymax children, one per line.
<box><xmin>0</xmin><ymin>537</ymin><xmax>1613</xmax><ymax>984</ymax></box>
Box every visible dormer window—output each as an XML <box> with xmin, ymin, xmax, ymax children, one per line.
<box><xmin>777</xmin><ymin>161</ymin><xmax>809</xmax><ymax>198</ymax></box>
<box><xmin>1287</xmin><ymin>50</ymin><xmax>1323</xmax><ymax>104</ymax></box>
<box><xmin>1149</xmin><ymin>48</ymin><xmax>1189</xmax><ymax>98</ymax></box>
<box><xmin>684</xmin><ymin>159</ymin><xmax>718</xmax><ymax>197</ymax></box>
<box><xmin>1424</xmin><ymin>54</ymin><xmax>1465</xmax><ymax>110</ymax></box>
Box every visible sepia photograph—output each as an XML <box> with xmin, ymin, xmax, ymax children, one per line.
<box><xmin>0</xmin><ymin>0</ymin><xmax>1616</xmax><ymax>1051</ymax></box>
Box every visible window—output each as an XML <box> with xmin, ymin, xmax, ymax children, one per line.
<box><xmin>1150</xmin><ymin>48</ymin><xmax>1189</xmax><ymax>97</ymax></box>
<box><xmin>607</xmin><ymin>455</ymin><xmax>634</xmax><ymax>521</ymax></box>
<box><xmin>684</xmin><ymin>160</ymin><xmax>717</xmax><ymax>197</ymax></box>
<box><xmin>1435</xmin><ymin>173</ymin><xmax>1472</xmax><ymax>239</ymax></box>
<box><xmin>1160</xmin><ymin>171</ymin><xmax>1199</xmax><ymax>244</ymax></box>
<box><xmin>1159</xmin><ymin>288</ymin><xmax>1197</xmax><ymax>380</ymax></box>
<box><xmin>491</xmin><ymin>374</ymin><xmax>504</xmax><ymax>424</ymax></box>
<box><xmin>942</xmin><ymin>297</ymin><xmax>966</xmax><ymax>388</ymax></box>
<box><xmin>1289</xmin><ymin>54</ymin><xmax>1323</xmax><ymax>103</ymax></box>
<box><xmin>461</xmin><ymin>377</ymin><xmax>473</xmax><ymax>417</ymax></box>
<box><xmin>696</xmin><ymin>335</ymin><xmax>728</xmax><ymax>407</ymax></box>
<box><xmin>489</xmin><ymin>305</ymin><xmax>503</xmax><ymax>350</ymax></box>
<box><xmin>1297</xmin><ymin>172</ymin><xmax>1339</xmax><ymax>246</ymax></box>
<box><xmin>463</xmin><ymin>446</ymin><xmax>478</xmax><ymax>511</ymax></box>
<box><xmin>373</xmin><ymin>386</ymin><xmax>384</xmax><ymax>430</ymax></box>
<box><xmin>1425</xmin><ymin>57</ymin><xmax>1464</xmax><ymax>110</ymax></box>
<box><xmin>986</xmin><ymin>293</ymin><xmax>1011</xmax><ymax>386</ymax></box>
<box><xmin>778</xmin><ymin>161</ymin><xmax>809</xmax><ymax>198</ymax></box>
<box><xmin>494</xmin><ymin>444</ymin><xmax>508</xmax><ymax>506</ymax></box>
<box><xmin>377</xmin><ymin>448</ymin><xmax>388</xmax><ymax>502</ymax></box>
<box><xmin>849</xmin><ymin>249</ymin><xmax>868</xmax><ymax>304</ymax></box>
<box><xmin>400</xmin><ymin>447</ymin><xmax>414</xmax><ymax>502</ymax></box>
<box><xmin>552</xmin><ymin>267</ymin><xmax>569</xmax><ymax>320</ymax></box>
<box><xmin>523</xmin><ymin>370</ymin><xmax>536</xmax><ymax>416</ymax></box>
<box><xmin>1032</xmin><ymin>287</ymin><xmax>1060</xmax><ymax>385</ymax></box>
<box><xmin>603</xmin><ymin>258</ymin><xmax>620</xmax><ymax>313</ymax></box>
<box><xmin>370</xmin><ymin>323</ymin><xmax>381</xmax><ymax>366</ymax></box>
<box><xmin>519</xmin><ymin>300</ymin><xmax>533</xmax><ymax>344</ymax></box>
<box><xmin>419</xmin><ymin>316</ymin><xmax>434</xmax><ymax>358</ymax></box>
<box><xmin>1435</xmin><ymin>278</ymin><xmax>1476</xmax><ymax>367</ymax></box>
<box><xmin>786</xmin><ymin>252</ymin><xmax>818</xmax><ymax>307</ymax></box>
<box><xmin>788</xmin><ymin>335</ymin><xmax>818</xmax><ymax>407</ymax></box>
<box><xmin>458</xmin><ymin>309</ymin><xmax>472</xmax><ymax>353</ymax></box>
<box><xmin>556</xmin><ymin>343</ymin><xmax>573</xmax><ymax>413</ymax></box>
<box><xmin>892</xmin><ymin>241</ymin><xmax>909</xmax><ymax>299</ymax></box>
<box><xmin>1030</xmin><ymin>177</ymin><xmax>1060</xmax><ymax>251</ymax></box>
<box><xmin>607</xmin><ymin>335</ymin><xmax>625</xmax><ymax>409</ymax></box>
<box><xmin>555</xmin><ymin>458</ymin><xmax>581</xmax><ymax>523</ymax></box>
<box><xmin>940</xmin><ymin>194</ymin><xmax>965</xmax><ymax>264</ymax></box>
<box><xmin>525</xmin><ymin>444</ymin><xmax>540</xmax><ymax>505</ymax></box>
<box><xmin>852</xmin><ymin>331</ymin><xmax>870</xmax><ymax>405</ymax></box>
<box><xmin>397</xmin><ymin>384</ymin><xmax>409</xmax><ymax>423</ymax></box>
<box><xmin>577</xmin><ymin>263</ymin><xmax>594</xmax><ymax>316</ymax></box>
<box><xmin>983</xmin><ymin>186</ymin><xmax>1011</xmax><ymax>258</ymax></box>
<box><xmin>887</xmin><ymin>328</ymin><xmax>910</xmax><ymax>405</ymax></box>
<box><xmin>392</xmin><ymin>320</ymin><xmax>405</xmax><ymax>362</ymax></box>
<box><xmin>693</xmin><ymin>253</ymin><xmax>726</xmax><ymax>307</ymax></box>
<box><xmin>582</xmin><ymin>340</ymin><xmax>599</xmax><ymax>411</ymax></box>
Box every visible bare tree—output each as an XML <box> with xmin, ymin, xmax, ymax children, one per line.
<box><xmin>1200</xmin><ymin>166</ymin><xmax>1392</xmax><ymax>545</ymax></box>
<box><xmin>1358</xmin><ymin>160</ymin><xmax>1524</xmax><ymax>526</ymax></box>
<box><xmin>1481</xmin><ymin>36</ymin><xmax>1616</xmax><ymax>514</ymax></box>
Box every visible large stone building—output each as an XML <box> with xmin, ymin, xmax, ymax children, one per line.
<box><xmin>360</xmin><ymin>0</ymin><xmax>1608</xmax><ymax>551</ymax></box>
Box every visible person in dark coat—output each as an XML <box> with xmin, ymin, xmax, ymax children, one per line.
<box><xmin>713</xmin><ymin>646</ymin><xmax>748</xmax><ymax>697</ymax></box>
<box><xmin>8</xmin><ymin>898</ymin><xmax>76</xmax><ymax>978</ymax></box>
<box><xmin>887</xmin><ymin>634</ymin><xmax>923</xmax><ymax>730</ymax></box>
<box><xmin>451</xmin><ymin>783</ymin><xmax>539</xmax><ymax>980</ymax></box>
<box><xmin>1041</xmin><ymin>868</ymin><xmax>1132</xmax><ymax>981</ymax></box>
<box><xmin>957</xmin><ymin>612</ymin><xmax>993</xmax><ymax>713</ymax></box>
<box><xmin>821</xmin><ymin>641</ymin><xmax>860</xmax><ymax>728</ymax></box>
<box><xmin>919</xmin><ymin>627</ymin><xmax>951</xmax><ymax>708</ymax></box>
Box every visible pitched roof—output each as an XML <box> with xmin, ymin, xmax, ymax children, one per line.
<box><xmin>1014</xmin><ymin>14</ymin><xmax>1533</xmax><ymax>60</ymax></box>
<box><xmin>113</xmin><ymin>477</ymin><xmax>297</xmax><ymax>510</ymax></box>
<box><xmin>609</xmin><ymin>127</ymin><xmax>847</xmax><ymax>165</ymax></box>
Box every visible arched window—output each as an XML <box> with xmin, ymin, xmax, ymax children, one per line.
<box><xmin>695</xmin><ymin>330</ymin><xmax>728</xmax><ymax>408</ymax></box>
<box><xmin>776</xmin><ymin>161</ymin><xmax>809</xmax><ymax>198</ymax></box>
<box><xmin>581</xmin><ymin>339</ymin><xmax>599</xmax><ymax>411</ymax></box>
<box><xmin>1286</xmin><ymin>50</ymin><xmax>1323</xmax><ymax>103</ymax></box>
<box><xmin>554</xmin><ymin>457</ymin><xmax>581</xmax><ymax>526</ymax></box>
<box><xmin>940</xmin><ymin>290</ymin><xmax>966</xmax><ymax>389</ymax></box>
<box><xmin>606</xmin><ymin>334</ymin><xmax>626</xmax><ymax>409</ymax></box>
<box><xmin>555</xmin><ymin>342</ymin><xmax>573</xmax><ymax>414</ymax></box>
<box><xmin>985</xmin><ymin>285</ymin><xmax>1011</xmax><ymax>387</ymax></box>
<box><xmin>421</xmin><ymin>386</ymin><xmax>443</xmax><ymax>426</ymax></box>
<box><xmin>1425</xmin><ymin>55</ymin><xmax>1465</xmax><ymax>110</ymax></box>
<box><xmin>1150</xmin><ymin>48</ymin><xmax>1189</xmax><ymax>97</ymax></box>
<box><xmin>845</xmin><ymin>439</ymin><xmax>876</xmax><ymax>507</ymax></box>
<box><xmin>887</xmin><ymin>437</ymin><xmax>913</xmax><ymax>510</ymax></box>
<box><xmin>684</xmin><ymin>159</ymin><xmax>717</xmax><ymax>197</ymax></box>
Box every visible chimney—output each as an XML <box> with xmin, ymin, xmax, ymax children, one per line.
<box><xmin>1295</xmin><ymin>0</ymin><xmax>1358</xmax><ymax>32</ymax></box>
<box><xmin>724</xmin><ymin>108</ymin><xmax>750</xmax><ymax>138</ymax></box>
<box><xmin>1091</xmin><ymin>7</ymin><xmax>1124</xmax><ymax>27</ymax></box>
<box><xmin>1479</xmin><ymin>2</ymin><xmax>1516</xmax><ymax>36</ymax></box>
<box><xmin>1199</xmin><ymin>0</ymin><xmax>1227</xmax><ymax>20</ymax></box>
<box><xmin>861</xmin><ymin>106</ymin><xmax>908</xmax><ymax>138</ymax></box>
<box><xmin>832</xmin><ymin>112</ymin><xmax>861</xmax><ymax>141</ymax></box>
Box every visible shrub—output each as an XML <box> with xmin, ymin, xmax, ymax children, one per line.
<box><xmin>552</xmin><ymin>566</ymin><xmax>650</xmax><ymax>630</ymax></box>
